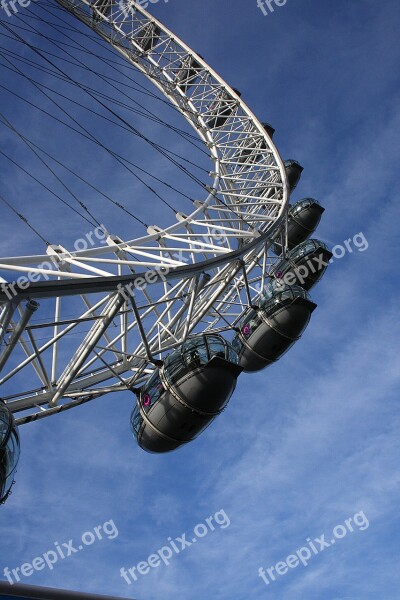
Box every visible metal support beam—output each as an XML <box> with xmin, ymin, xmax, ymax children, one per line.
<box><xmin>126</xmin><ymin>288</ymin><xmax>162</xmax><ymax>367</ymax></box>
<box><xmin>0</xmin><ymin>300</ymin><xmax>39</xmax><ymax>373</ymax></box>
<box><xmin>0</xmin><ymin>300</ymin><xmax>18</xmax><ymax>347</ymax></box>
<box><xmin>49</xmin><ymin>293</ymin><xmax>125</xmax><ymax>407</ymax></box>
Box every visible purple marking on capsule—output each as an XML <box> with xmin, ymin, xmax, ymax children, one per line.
<box><xmin>243</xmin><ymin>324</ymin><xmax>251</xmax><ymax>336</ymax></box>
<box><xmin>143</xmin><ymin>394</ymin><xmax>151</xmax><ymax>407</ymax></box>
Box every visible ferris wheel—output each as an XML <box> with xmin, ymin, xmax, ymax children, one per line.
<box><xmin>0</xmin><ymin>0</ymin><xmax>332</xmax><ymax>503</ymax></box>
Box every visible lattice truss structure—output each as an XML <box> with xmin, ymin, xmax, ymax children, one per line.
<box><xmin>0</xmin><ymin>0</ymin><xmax>291</xmax><ymax>424</ymax></box>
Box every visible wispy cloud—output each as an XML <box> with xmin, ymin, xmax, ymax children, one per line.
<box><xmin>1</xmin><ymin>1</ymin><xmax>399</xmax><ymax>599</ymax></box>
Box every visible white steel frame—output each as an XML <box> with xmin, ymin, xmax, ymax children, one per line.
<box><xmin>0</xmin><ymin>0</ymin><xmax>291</xmax><ymax>424</ymax></box>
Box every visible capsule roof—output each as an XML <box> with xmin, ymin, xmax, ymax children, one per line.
<box><xmin>237</xmin><ymin>284</ymin><xmax>315</xmax><ymax>324</ymax></box>
<box><xmin>163</xmin><ymin>333</ymin><xmax>239</xmax><ymax>376</ymax></box>
<box><xmin>284</xmin><ymin>159</ymin><xmax>304</xmax><ymax>191</ymax></box>
<box><xmin>261</xmin><ymin>122</ymin><xmax>275</xmax><ymax>139</ymax></box>
<box><xmin>284</xmin><ymin>159</ymin><xmax>303</xmax><ymax>169</ymax></box>
<box><xmin>259</xmin><ymin>282</ymin><xmax>312</xmax><ymax>306</ymax></box>
<box><xmin>289</xmin><ymin>198</ymin><xmax>325</xmax><ymax>217</ymax></box>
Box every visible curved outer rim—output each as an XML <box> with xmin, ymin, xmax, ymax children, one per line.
<box><xmin>0</xmin><ymin>0</ymin><xmax>288</xmax><ymax>284</ymax></box>
<box><xmin>60</xmin><ymin>0</ymin><xmax>289</xmax><ymax>250</ymax></box>
<box><xmin>1</xmin><ymin>0</ymin><xmax>293</xmax><ymax>418</ymax></box>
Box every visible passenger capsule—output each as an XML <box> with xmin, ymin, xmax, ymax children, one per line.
<box><xmin>273</xmin><ymin>198</ymin><xmax>325</xmax><ymax>253</ymax></box>
<box><xmin>0</xmin><ymin>401</ymin><xmax>20</xmax><ymax>505</ymax></box>
<box><xmin>285</xmin><ymin>159</ymin><xmax>304</xmax><ymax>191</ymax></box>
<box><xmin>92</xmin><ymin>0</ymin><xmax>113</xmax><ymax>21</ymax></box>
<box><xmin>207</xmin><ymin>89</ymin><xmax>241</xmax><ymax>129</ymax></box>
<box><xmin>175</xmin><ymin>55</ymin><xmax>203</xmax><ymax>92</ymax></box>
<box><xmin>136</xmin><ymin>22</ymin><xmax>161</xmax><ymax>52</ymax></box>
<box><xmin>261</xmin><ymin>122</ymin><xmax>275</xmax><ymax>139</ymax></box>
<box><xmin>273</xmin><ymin>239</ymin><xmax>333</xmax><ymax>291</ymax></box>
<box><xmin>232</xmin><ymin>284</ymin><xmax>316</xmax><ymax>372</ymax></box>
<box><xmin>131</xmin><ymin>335</ymin><xmax>242</xmax><ymax>453</ymax></box>
<box><xmin>237</xmin><ymin>122</ymin><xmax>275</xmax><ymax>164</ymax></box>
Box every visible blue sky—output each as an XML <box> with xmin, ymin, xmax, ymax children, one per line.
<box><xmin>0</xmin><ymin>0</ymin><xmax>400</xmax><ymax>599</ymax></box>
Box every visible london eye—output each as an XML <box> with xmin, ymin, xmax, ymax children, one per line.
<box><xmin>0</xmin><ymin>0</ymin><xmax>331</xmax><ymax>503</ymax></box>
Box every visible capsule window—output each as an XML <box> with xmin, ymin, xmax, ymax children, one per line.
<box><xmin>207</xmin><ymin>92</ymin><xmax>236</xmax><ymax>129</ymax></box>
<box><xmin>131</xmin><ymin>409</ymin><xmax>143</xmax><ymax>436</ymax></box>
<box><xmin>207</xmin><ymin>336</ymin><xmax>227</xmax><ymax>359</ymax></box>
<box><xmin>288</xmin><ymin>239</ymin><xmax>328</xmax><ymax>261</ymax></box>
<box><xmin>239</xmin><ymin>310</ymin><xmax>262</xmax><ymax>337</ymax></box>
<box><xmin>0</xmin><ymin>417</ymin><xmax>8</xmax><ymax>438</ymax></box>
<box><xmin>237</xmin><ymin>137</ymin><xmax>267</xmax><ymax>164</ymax></box>
<box><xmin>0</xmin><ymin>403</ymin><xmax>20</xmax><ymax>504</ymax></box>
<box><xmin>136</xmin><ymin>22</ymin><xmax>161</xmax><ymax>52</ymax></box>
<box><xmin>175</xmin><ymin>55</ymin><xmax>203</xmax><ymax>91</ymax></box>
<box><xmin>141</xmin><ymin>371</ymin><xmax>165</xmax><ymax>411</ymax></box>
<box><xmin>163</xmin><ymin>334</ymin><xmax>239</xmax><ymax>388</ymax></box>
